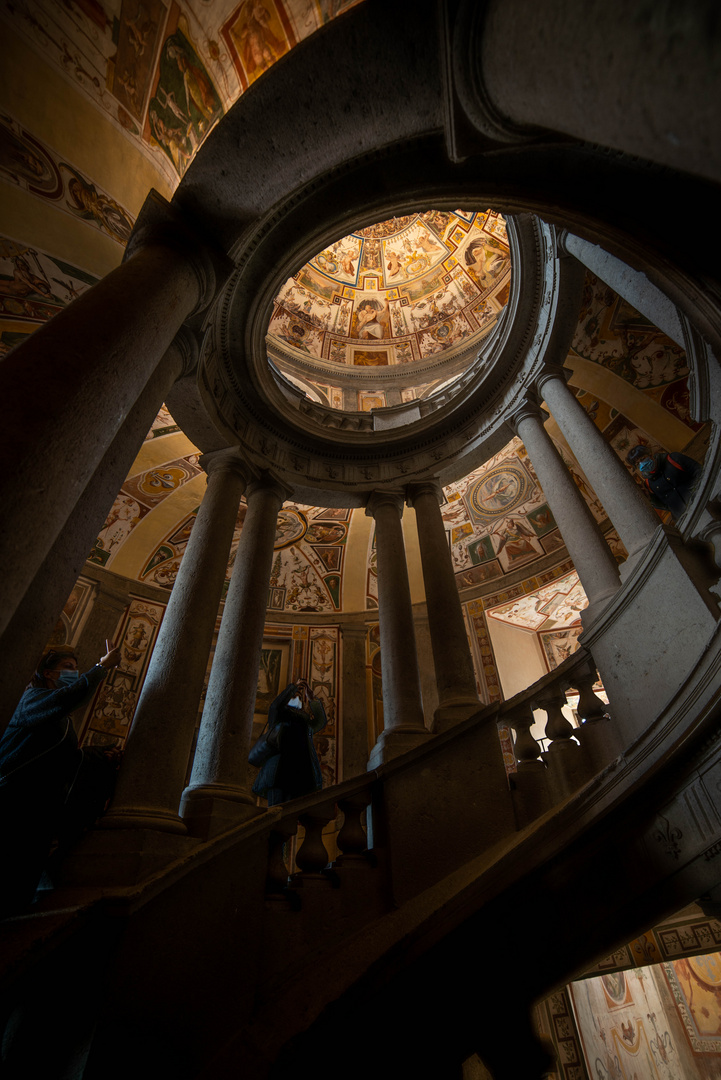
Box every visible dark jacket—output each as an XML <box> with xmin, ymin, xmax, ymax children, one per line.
<box><xmin>643</xmin><ymin>452</ymin><xmax>700</xmax><ymax>518</ymax></box>
<box><xmin>251</xmin><ymin>683</ymin><xmax>327</xmax><ymax>800</ymax></box>
<box><xmin>0</xmin><ymin>665</ymin><xmax>107</xmax><ymax>793</ymax></box>
<box><xmin>0</xmin><ymin>665</ymin><xmax>108</xmax><ymax>914</ymax></box>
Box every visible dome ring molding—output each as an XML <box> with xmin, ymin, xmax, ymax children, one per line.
<box><xmin>190</xmin><ymin>177</ymin><xmax>571</xmax><ymax>502</ymax></box>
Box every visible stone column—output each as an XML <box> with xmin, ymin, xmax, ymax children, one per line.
<box><xmin>102</xmin><ymin>450</ymin><xmax>250</xmax><ymax>834</ymax></box>
<box><xmin>0</xmin><ymin>328</ymin><xmax>198</xmax><ymax>739</ymax></box>
<box><xmin>513</xmin><ymin>402</ymin><xmax>621</xmax><ymax>626</ymax></box>
<box><xmin>0</xmin><ymin>190</ymin><xmax>224</xmax><ymax>646</ymax></box>
<box><xmin>339</xmin><ymin>622</ymin><xmax>370</xmax><ymax>780</ymax></box>
<box><xmin>408</xmin><ymin>482</ymin><xmax>480</xmax><ymax>730</ymax></box>
<box><xmin>366</xmin><ymin>491</ymin><xmax>431</xmax><ymax>768</ymax></box>
<box><xmin>560</xmin><ymin>233</ymin><xmax>684</xmax><ymax>347</ymax></box>
<box><xmin>538</xmin><ymin>371</ymin><xmax>660</xmax><ymax>571</ymax></box>
<box><xmin>181</xmin><ymin>474</ymin><xmax>290</xmax><ymax>838</ymax></box>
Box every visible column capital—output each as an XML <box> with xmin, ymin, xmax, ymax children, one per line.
<box><xmin>508</xmin><ymin>397</ymin><xmax>547</xmax><ymax>434</ymax></box>
<box><xmin>406</xmin><ymin>480</ymin><xmax>444</xmax><ymax>508</ymax></box>
<box><xmin>167</xmin><ymin>325</ymin><xmax>201</xmax><ymax>380</ymax></box>
<box><xmin>246</xmin><ymin>471</ymin><xmax>293</xmax><ymax>505</ymax></box>
<box><xmin>365</xmin><ymin>489</ymin><xmax>405</xmax><ymax>520</ymax></box>
<box><xmin>124</xmin><ymin>190</ymin><xmax>233</xmax><ymax>316</ymax></box>
<box><xmin>200</xmin><ymin>447</ymin><xmax>254</xmax><ymax>484</ymax></box>
<box><xmin>536</xmin><ymin>365</ymin><xmax>572</xmax><ymax>397</ymax></box>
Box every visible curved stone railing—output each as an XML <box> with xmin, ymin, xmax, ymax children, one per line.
<box><xmin>4</xmin><ymin>609</ymin><xmax>721</xmax><ymax>1080</ymax></box>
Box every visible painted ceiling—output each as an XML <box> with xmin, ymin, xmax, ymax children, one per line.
<box><xmin>0</xmin><ymin>0</ymin><xmax>364</xmax><ymax>191</ymax></box>
<box><xmin>267</xmin><ymin>209</ymin><xmax>511</xmax><ymax>385</ymax></box>
<box><xmin>0</xmin><ymin>0</ymin><xmax>703</xmax><ymax>628</ymax></box>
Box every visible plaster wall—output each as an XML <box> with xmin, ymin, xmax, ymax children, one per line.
<box><xmin>342</xmin><ymin>508</ymin><xmax>373</xmax><ymax>613</ymax></box>
<box><xmin>487</xmin><ymin>617</ymin><xmax>547</xmax><ymax>699</ymax></box>
<box><xmin>0</xmin><ymin>186</ymin><xmax>122</xmax><ymax>281</ymax></box>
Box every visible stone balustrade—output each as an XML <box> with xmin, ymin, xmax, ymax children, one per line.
<box><xmin>258</xmin><ymin>647</ymin><xmax>613</xmax><ymax>904</ymax></box>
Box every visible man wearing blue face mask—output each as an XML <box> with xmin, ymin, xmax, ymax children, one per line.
<box><xmin>626</xmin><ymin>445</ymin><xmax>701</xmax><ymax>518</ymax></box>
<box><xmin>0</xmin><ymin>639</ymin><xmax>121</xmax><ymax>916</ymax></box>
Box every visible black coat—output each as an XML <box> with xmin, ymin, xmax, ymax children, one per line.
<box><xmin>643</xmin><ymin>452</ymin><xmax>700</xmax><ymax>517</ymax></box>
<box><xmin>0</xmin><ymin>665</ymin><xmax>107</xmax><ymax>914</ymax></box>
<box><xmin>251</xmin><ymin>684</ymin><xmax>327</xmax><ymax>801</ymax></box>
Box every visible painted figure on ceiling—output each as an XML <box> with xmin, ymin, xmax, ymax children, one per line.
<box><xmin>464</xmin><ymin>236</ymin><xmax>506</xmax><ymax>288</ymax></box>
<box><xmin>0</xmin><ymin>251</ymin><xmax>52</xmax><ymax>299</ymax></box>
<box><xmin>493</xmin><ymin>517</ymin><xmax>541</xmax><ymax>563</ymax></box>
<box><xmin>167</xmin><ymin>41</ymin><xmax>217</xmax><ymax>127</ymax></box>
<box><xmin>353</xmin><ymin>298</ymin><xmax>390</xmax><ymax>340</ymax></box>
<box><xmin>237</xmin><ymin>2</ymin><xmax>285</xmax><ymax>81</ymax></box>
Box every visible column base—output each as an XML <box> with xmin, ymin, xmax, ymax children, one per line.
<box><xmin>579</xmin><ymin>586</ymin><xmax>620</xmax><ymax>630</ymax></box>
<box><xmin>57</xmin><ymin>827</ymin><xmax>200</xmax><ymax>888</ymax></box>
<box><xmin>367</xmin><ymin>726</ymin><xmax>432</xmax><ymax>769</ymax></box>
<box><xmin>618</xmin><ymin>526</ymin><xmax>662</xmax><ymax>581</ymax></box>
<box><xmin>432</xmin><ymin>697</ymin><xmax>483</xmax><ymax>734</ymax></box>
<box><xmin>100</xmin><ymin>805</ymin><xmax>188</xmax><ymax>834</ymax></box>
<box><xmin>180</xmin><ymin>783</ymin><xmax>264</xmax><ymax>840</ymax></box>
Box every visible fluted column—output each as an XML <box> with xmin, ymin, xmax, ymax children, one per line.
<box><xmin>512</xmin><ymin>402</ymin><xmax>621</xmax><ymax>626</ymax></box>
<box><xmin>366</xmin><ymin>491</ymin><xmax>430</xmax><ymax>768</ymax></box>
<box><xmin>0</xmin><ymin>190</ymin><xmax>225</xmax><ymax>647</ymax></box>
<box><xmin>408</xmin><ymin>482</ymin><xmax>480</xmax><ymax>730</ymax></box>
<box><xmin>538</xmin><ymin>371</ymin><xmax>660</xmax><ymax>571</ymax></box>
<box><xmin>181</xmin><ymin>474</ymin><xmax>290</xmax><ymax>838</ymax></box>
<box><xmin>102</xmin><ymin>450</ymin><xmax>251</xmax><ymax>834</ymax></box>
<box><xmin>0</xmin><ymin>328</ymin><xmax>199</xmax><ymax>739</ymax></box>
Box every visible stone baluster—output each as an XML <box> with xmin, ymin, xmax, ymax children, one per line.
<box><xmin>0</xmin><ymin>191</ymin><xmax>226</xmax><ymax>655</ymax></box>
<box><xmin>181</xmin><ymin>475</ymin><xmax>290</xmax><ymax>839</ymax></box>
<box><xmin>505</xmin><ymin>703</ymin><xmax>550</xmax><ymax>826</ymax></box>
<box><xmin>102</xmin><ymin>449</ymin><xmax>250</xmax><ymax>834</ymax></box>
<box><xmin>507</xmin><ymin>703</ymin><xmax>543</xmax><ymax>771</ymax></box>
<box><xmin>336</xmin><ymin>794</ymin><xmax>371</xmax><ymax>864</ymax></box>
<box><xmin>512</xmin><ymin>402</ymin><xmax>621</xmax><ymax>625</ymax></box>
<box><xmin>539</xmin><ymin>690</ymin><xmax>577</xmax><ymax>754</ymax></box>
<box><xmin>536</xmin><ymin>688</ymin><xmax>588</xmax><ymax>798</ymax></box>
<box><xmin>574</xmin><ymin>672</ymin><xmax>609</xmax><ymax>725</ymax></box>
<box><xmin>0</xmin><ymin>327</ymin><xmax>200</xmax><ymax>736</ymax></box>
<box><xmin>570</xmin><ymin>657</ymin><xmax>623</xmax><ymax>767</ymax></box>
<box><xmin>408</xmin><ymin>482</ymin><xmax>480</xmax><ymax>730</ymax></box>
<box><xmin>295</xmin><ymin>809</ymin><xmax>336</xmax><ymax>876</ymax></box>
<box><xmin>365</xmin><ymin>492</ymin><xmax>431</xmax><ymax>768</ymax></box>
<box><xmin>265</xmin><ymin>822</ymin><xmax>299</xmax><ymax>903</ymax></box>
<box><xmin>537</xmin><ymin>371</ymin><xmax>660</xmax><ymax>571</ymax></box>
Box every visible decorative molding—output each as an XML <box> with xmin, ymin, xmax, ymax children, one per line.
<box><xmin>193</xmin><ymin>213</ymin><xmax>564</xmax><ymax>500</ymax></box>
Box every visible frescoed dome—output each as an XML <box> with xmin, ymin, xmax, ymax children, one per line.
<box><xmin>267</xmin><ymin>209</ymin><xmax>511</xmax><ymax>411</ymax></box>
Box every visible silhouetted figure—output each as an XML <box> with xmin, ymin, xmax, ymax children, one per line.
<box><xmin>627</xmin><ymin>446</ymin><xmax>701</xmax><ymax>518</ymax></box>
<box><xmin>0</xmin><ymin>641</ymin><xmax>121</xmax><ymax>916</ymax></box>
<box><xmin>251</xmin><ymin>680</ymin><xmax>327</xmax><ymax>806</ymax></box>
